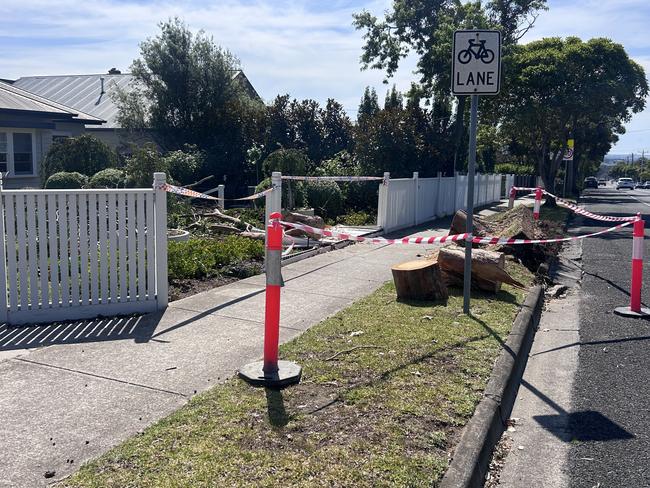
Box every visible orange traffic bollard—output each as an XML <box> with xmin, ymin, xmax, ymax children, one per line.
<box><xmin>239</xmin><ymin>212</ymin><xmax>302</xmax><ymax>387</ymax></box>
<box><xmin>533</xmin><ymin>188</ymin><xmax>542</xmax><ymax>220</ymax></box>
<box><xmin>615</xmin><ymin>214</ymin><xmax>650</xmax><ymax>318</ymax></box>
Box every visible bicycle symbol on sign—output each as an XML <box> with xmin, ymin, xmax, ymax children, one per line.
<box><xmin>457</xmin><ymin>39</ymin><xmax>495</xmax><ymax>65</ymax></box>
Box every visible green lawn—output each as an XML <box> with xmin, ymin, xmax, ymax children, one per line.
<box><xmin>61</xmin><ymin>260</ymin><xmax>533</xmax><ymax>488</ymax></box>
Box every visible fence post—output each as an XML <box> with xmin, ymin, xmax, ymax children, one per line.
<box><xmin>265</xmin><ymin>172</ymin><xmax>282</xmax><ymax>244</ymax></box>
<box><xmin>377</xmin><ymin>172</ymin><xmax>390</xmax><ymax>230</ymax></box>
<box><xmin>153</xmin><ymin>172</ymin><xmax>168</xmax><ymax>309</ymax></box>
<box><xmin>413</xmin><ymin>172</ymin><xmax>419</xmax><ymax>226</ymax></box>
<box><xmin>217</xmin><ymin>184</ymin><xmax>225</xmax><ymax>210</ymax></box>
<box><xmin>0</xmin><ymin>174</ymin><xmax>7</xmax><ymax>324</ymax></box>
<box><xmin>435</xmin><ymin>171</ymin><xmax>442</xmax><ymax>217</ymax></box>
<box><xmin>454</xmin><ymin>171</ymin><xmax>459</xmax><ymax>213</ymax></box>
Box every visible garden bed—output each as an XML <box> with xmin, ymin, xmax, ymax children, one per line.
<box><xmin>61</xmin><ymin>260</ymin><xmax>534</xmax><ymax>488</ymax></box>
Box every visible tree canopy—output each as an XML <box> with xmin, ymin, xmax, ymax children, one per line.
<box><xmin>498</xmin><ymin>37</ymin><xmax>648</xmax><ymax>191</ymax></box>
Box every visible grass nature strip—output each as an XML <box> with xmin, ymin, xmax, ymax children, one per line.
<box><xmin>61</xmin><ymin>261</ymin><xmax>533</xmax><ymax>488</ymax></box>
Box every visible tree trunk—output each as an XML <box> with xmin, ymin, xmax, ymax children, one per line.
<box><xmin>391</xmin><ymin>259</ymin><xmax>449</xmax><ymax>301</ymax></box>
<box><xmin>449</xmin><ymin>209</ymin><xmax>489</xmax><ymax>239</ymax></box>
<box><xmin>437</xmin><ymin>247</ymin><xmax>525</xmax><ymax>292</ymax></box>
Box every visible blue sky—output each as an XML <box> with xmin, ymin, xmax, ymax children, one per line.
<box><xmin>1</xmin><ymin>0</ymin><xmax>649</xmax><ymax>155</ymax></box>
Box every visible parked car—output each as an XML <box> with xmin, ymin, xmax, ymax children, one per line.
<box><xmin>636</xmin><ymin>181</ymin><xmax>647</xmax><ymax>189</ymax></box>
<box><xmin>616</xmin><ymin>177</ymin><xmax>635</xmax><ymax>190</ymax></box>
<box><xmin>584</xmin><ymin>177</ymin><xmax>598</xmax><ymax>189</ymax></box>
<box><xmin>598</xmin><ymin>178</ymin><xmax>607</xmax><ymax>186</ymax></box>
<box><xmin>638</xmin><ymin>181</ymin><xmax>650</xmax><ymax>189</ymax></box>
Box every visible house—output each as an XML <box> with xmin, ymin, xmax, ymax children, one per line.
<box><xmin>0</xmin><ymin>81</ymin><xmax>104</xmax><ymax>188</ymax></box>
<box><xmin>13</xmin><ymin>69</ymin><xmax>262</xmax><ymax>154</ymax></box>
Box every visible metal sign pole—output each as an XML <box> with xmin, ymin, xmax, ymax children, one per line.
<box><xmin>463</xmin><ymin>94</ymin><xmax>479</xmax><ymax>314</ymax></box>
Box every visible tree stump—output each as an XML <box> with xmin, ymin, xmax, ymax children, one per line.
<box><xmin>391</xmin><ymin>259</ymin><xmax>449</xmax><ymax>301</ymax></box>
<box><xmin>437</xmin><ymin>247</ymin><xmax>524</xmax><ymax>293</ymax></box>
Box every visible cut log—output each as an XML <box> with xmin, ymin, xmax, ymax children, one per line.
<box><xmin>391</xmin><ymin>259</ymin><xmax>449</xmax><ymax>301</ymax></box>
<box><xmin>437</xmin><ymin>247</ymin><xmax>525</xmax><ymax>292</ymax></box>
<box><xmin>283</xmin><ymin>212</ymin><xmax>324</xmax><ymax>240</ymax></box>
<box><xmin>449</xmin><ymin>210</ymin><xmax>490</xmax><ymax>239</ymax></box>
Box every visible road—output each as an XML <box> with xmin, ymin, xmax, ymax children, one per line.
<box><xmin>497</xmin><ymin>185</ymin><xmax>650</xmax><ymax>488</ymax></box>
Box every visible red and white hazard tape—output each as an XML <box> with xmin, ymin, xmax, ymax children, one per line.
<box><xmin>279</xmin><ymin>220</ymin><xmax>468</xmax><ymax>245</ymax></box>
<box><xmin>510</xmin><ymin>186</ymin><xmax>639</xmax><ymax>223</ymax></box>
<box><xmin>158</xmin><ymin>183</ymin><xmax>273</xmax><ymax>201</ymax></box>
<box><xmin>281</xmin><ymin>175</ymin><xmax>384</xmax><ymax>182</ymax></box>
<box><xmin>279</xmin><ymin>218</ymin><xmax>635</xmax><ymax>246</ymax></box>
<box><xmin>542</xmin><ymin>190</ymin><xmax>637</xmax><ymax>222</ymax></box>
<box><xmin>471</xmin><ymin>220</ymin><xmax>635</xmax><ymax>245</ymax></box>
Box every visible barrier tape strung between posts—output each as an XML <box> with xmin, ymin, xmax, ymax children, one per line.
<box><xmin>542</xmin><ymin>190</ymin><xmax>638</xmax><ymax>222</ymax></box>
<box><xmin>281</xmin><ymin>175</ymin><xmax>385</xmax><ymax>183</ymax></box>
<box><xmin>158</xmin><ymin>182</ymin><xmax>274</xmax><ymax>201</ymax></box>
<box><xmin>279</xmin><ymin>218</ymin><xmax>635</xmax><ymax>246</ymax></box>
<box><xmin>279</xmin><ymin>220</ymin><xmax>469</xmax><ymax>245</ymax></box>
<box><xmin>510</xmin><ymin>186</ymin><xmax>639</xmax><ymax>222</ymax></box>
<box><xmin>471</xmin><ymin>220</ymin><xmax>635</xmax><ymax>245</ymax></box>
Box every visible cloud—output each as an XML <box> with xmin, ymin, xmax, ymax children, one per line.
<box><xmin>0</xmin><ymin>0</ymin><xmax>414</xmax><ymax>118</ymax></box>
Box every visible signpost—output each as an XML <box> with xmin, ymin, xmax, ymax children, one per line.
<box><xmin>452</xmin><ymin>30</ymin><xmax>502</xmax><ymax>314</ymax></box>
<box><xmin>563</xmin><ymin>138</ymin><xmax>575</xmax><ymax>197</ymax></box>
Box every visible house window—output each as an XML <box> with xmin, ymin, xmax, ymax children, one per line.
<box><xmin>13</xmin><ymin>133</ymin><xmax>33</xmax><ymax>175</ymax></box>
<box><xmin>0</xmin><ymin>130</ymin><xmax>37</xmax><ymax>177</ymax></box>
<box><xmin>0</xmin><ymin>133</ymin><xmax>7</xmax><ymax>173</ymax></box>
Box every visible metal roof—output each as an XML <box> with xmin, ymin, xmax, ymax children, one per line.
<box><xmin>0</xmin><ymin>81</ymin><xmax>104</xmax><ymax>124</ymax></box>
<box><xmin>13</xmin><ymin>74</ymin><xmax>133</xmax><ymax>128</ymax></box>
<box><xmin>13</xmin><ymin>70</ymin><xmax>260</xmax><ymax>129</ymax></box>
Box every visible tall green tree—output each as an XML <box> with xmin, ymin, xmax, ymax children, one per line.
<box><xmin>321</xmin><ymin>99</ymin><xmax>353</xmax><ymax>159</ymax></box>
<box><xmin>353</xmin><ymin>1</ymin><xmax>547</xmax><ymax>172</ymax></box>
<box><xmin>498</xmin><ymin>37</ymin><xmax>647</xmax><ymax>192</ymax></box>
<box><xmin>116</xmin><ymin>18</ymin><xmax>265</xmax><ymax>186</ymax></box>
<box><xmin>357</xmin><ymin>87</ymin><xmax>380</xmax><ymax>125</ymax></box>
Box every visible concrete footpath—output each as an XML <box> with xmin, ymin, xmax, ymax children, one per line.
<box><xmin>3</xmin><ymin>203</ymin><xmax>504</xmax><ymax>487</ymax></box>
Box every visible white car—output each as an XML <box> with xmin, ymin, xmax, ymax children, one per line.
<box><xmin>616</xmin><ymin>178</ymin><xmax>635</xmax><ymax>190</ymax></box>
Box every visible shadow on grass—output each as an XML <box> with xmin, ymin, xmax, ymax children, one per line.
<box><xmin>265</xmin><ymin>388</ymin><xmax>290</xmax><ymax>427</ymax></box>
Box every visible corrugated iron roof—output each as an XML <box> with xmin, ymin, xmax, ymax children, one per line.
<box><xmin>13</xmin><ymin>74</ymin><xmax>132</xmax><ymax>128</ymax></box>
<box><xmin>13</xmin><ymin>70</ymin><xmax>259</xmax><ymax>129</ymax></box>
<box><xmin>0</xmin><ymin>81</ymin><xmax>104</xmax><ymax>123</ymax></box>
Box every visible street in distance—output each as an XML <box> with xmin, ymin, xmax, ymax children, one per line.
<box><xmin>452</xmin><ymin>30</ymin><xmax>502</xmax><ymax>95</ymax></box>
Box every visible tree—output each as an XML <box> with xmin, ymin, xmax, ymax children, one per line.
<box><xmin>321</xmin><ymin>99</ymin><xmax>353</xmax><ymax>160</ymax></box>
<box><xmin>117</xmin><ymin>18</ymin><xmax>265</xmax><ymax>187</ymax></box>
<box><xmin>357</xmin><ymin>87</ymin><xmax>380</xmax><ymax>126</ymax></box>
<box><xmin>42</xmin><ymin>134</ymin><xmax>116</xmax><ymax>183</ymax></box>
<box><xmin>498</xmin><ymin>37</ymin><xmax>648</xmax><ymax>192</ymax></box>
<box><xmin>353</xmin><ymin>1</ymin><xmax>547</xmax><ymax>172</ymax></box>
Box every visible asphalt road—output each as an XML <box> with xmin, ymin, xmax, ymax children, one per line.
<box><xmin>568</xmin><ymin>185</ymin><xmax>650</xmax><ymax>487</ymax></box>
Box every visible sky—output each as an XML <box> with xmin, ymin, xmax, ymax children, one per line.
<box><xmin>1</xmin><ymin>0</ymin><xmax>649</xmax><ymax>155</ymax></box>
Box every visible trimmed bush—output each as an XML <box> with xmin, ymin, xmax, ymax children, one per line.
<box><xmin>44</xmin><ymin>172</ymin><xmax>88</xmax><ymax>189</ymax></box>
<box><xmin>305</xmin><ymin>180</ymin><xmax>343</xmax><ymax>219</ymax></box>
<box><xmin>42</xmin><ymin>134</ymin><xmax>116</xmax><ymax>182</ymax></box>
<box><xmin>168</xmin><ymin>236</ymin><xmax>264</xmax><ymax>280</ymax></box>
<box><xmin>88</xmin><ymin>168</ymin><xmax>126</xmax><ymax>188</ymax></box>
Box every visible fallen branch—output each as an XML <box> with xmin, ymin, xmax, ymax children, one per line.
<box><xmin>182</xmin><ymin>175</ymin><xmax>215</xmax><ymax>189</ymax></box>
<box><xmin>324</xmin><ymin>345</ymin><xmax>386</xmax><ymax>361</ymax></box>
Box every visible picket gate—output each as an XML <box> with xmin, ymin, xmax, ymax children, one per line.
<box><xmin>0</xmin><ymin>173</ymin><xmax>168</xmax><ymax>325</ymax></box>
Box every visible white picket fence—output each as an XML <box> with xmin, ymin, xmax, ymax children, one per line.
<box><xmin>0</xmin><ymin>173</ymin><xmax>168</xmax><ymax>325</ymax></box>
<box><xmin>378</xmin><ymin>172</ymin><xmax>512</xmax><ymax>233</ymax></box>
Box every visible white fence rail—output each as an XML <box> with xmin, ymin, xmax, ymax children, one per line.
<box><xmin>378</xmin><ymin>172</ymin><xmax>512</xmax><ymax>233</ymax></box>
<box><xmin>0</xmin><ymin>173</ymin><xmax>168</xmax><ymax>325</ymax></box>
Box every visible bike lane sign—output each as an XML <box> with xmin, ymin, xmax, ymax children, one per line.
<box><xmin>452</xmin><ymin>30</ymin><xmax>501</xmax><ymax>95</ymax></box>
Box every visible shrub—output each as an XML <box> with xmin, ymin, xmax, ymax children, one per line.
<box><xmin>255</xmin><ymin>177</ymin><xmax>306</xmax><ymax>210</ymax></box>
<box><xmin>305</xmin><ymin>180</ymin><xmax>343</xmax><ymax>219</ymax></box>
<box><xmin>495</xmin><ymin>163</ymin><xmax>536</xmax><ymax>176</ymax></box>
<box><xmin>88</xmin><ymin>168</ymin><xmax>126</xmax><ymax>188</ymax></box>
<box><xmin>42</xmin><ymin>134</ymin><xmax>116</xmax><ymax>182</ymax></box>
<box><xmin>168</xmin><ymin>236</ymin><xmax>264</xmax><ymax>280</ymax></box>
<box><xmin>125</xmin><ymin>143</ymin><xmax>168</xmax><ymax>188</ymax></box>
<box><xmin>163</xmin><ymin>146</ymin><xmax>205</xmax><ymax>185</ymax></box>
<box><xmin>262</xmin><ymin>148</ymin><xmax>309</xmax><ymax>177</ymax></box>
<box><xmin>44</xmin><ymin>172</ymin><xmax>88</xmax><ymax>189</ymax></box>
<box><xmin>336</xmin><ymin>211</ymin><xmax>375</xmax><ymax>226</ymax></box>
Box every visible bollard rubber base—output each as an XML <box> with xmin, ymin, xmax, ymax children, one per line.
<box><xmin>238</xmin><ymin>360</ymin><xmax>302</xmax><ymax>388</ymax></box>
<box><xmin>614</xmin><ymin>306</ymin><xmax>650</xmax><ymax>318</ymax></box>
